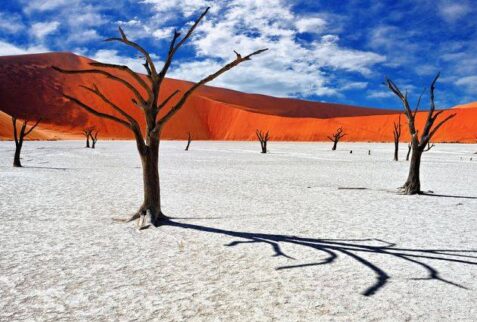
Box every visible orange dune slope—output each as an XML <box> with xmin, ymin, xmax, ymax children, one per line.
<box><xmin>0</xmin><ymin>52</ymin><xmax>475</xmax><ymax>142</ymax></box>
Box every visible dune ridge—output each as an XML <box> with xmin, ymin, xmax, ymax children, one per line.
<box><xmin>0</xmin><ymin>52</ymin><xmax>475</xmax><ymax>142</ymax></box>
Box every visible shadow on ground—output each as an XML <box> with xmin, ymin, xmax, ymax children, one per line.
<box><xmin>161</xmin><ymin>219</ymin><xmax>477</xmax><ymax>296</ymax></box>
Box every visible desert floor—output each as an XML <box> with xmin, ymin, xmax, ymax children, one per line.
<box><xmin>1</xmin><ymin>141</ymin><xmax>476</xmax><ymax>321</ymax></box>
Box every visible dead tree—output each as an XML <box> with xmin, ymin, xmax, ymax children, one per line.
<box><xmin>406</xmin><ymin>143</ymin><xmax>411</xmax><ymax>161</ymax></box>
<box><xmin>91</xmin><ymin>130</ymin><xmax>99</xmax><ymax>149</ymax></box>
<box><xmin>385</xmin><ymin>73</ymin><xmax>456</xmax><ymax>194</ymax></box>
<box><xmin>12</xmin><ymin>116</ymin><xmax>41</xmax><ymax>167</ymax></box>
<box><xmin>256</xmin><ymin>129</ymin><xmax>270</xmax><ymax>153</ymax></box>
<box><xmin>53</xmin><ymin>7</ymin><xmax>267</xmax><ymax>227</ymax></box>
<box><xmin>185</xmin><ymin>132</ymin><xmax>191</xmax><ymax>151</ymax></box>
<box><xmin>393</xmin><ymin>115</ymin><xmax>402</xmax><ymax>161</ymax></box>
<box><xmin>83</xmin><ymin>127</ymin><xmax>95</xmax><ymax>148</ymax></box>
<box><xmin>327</xmin><ymin>127</ymin><xmax>345</xmax><ymax>151</ymax></box>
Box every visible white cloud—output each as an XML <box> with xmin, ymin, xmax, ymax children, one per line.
<box><xmin>438</xmin><ymin>2</ymin><xmax>471</xmax><ymax>23</ymax></box>
<box><xmin>90</xmin><ymin>49</ymin><xmax>161</xmax><ymax>74</ymax></box>
<box><xmin>0</xmin><ymin>13</ymin><xmax>25</xmax><ymax>34</ymax></box>
<box><xmin>0</xmin><ymin>40</ymin><xmax>48</xmax><ymax>56</ymax></box>
<box><xmin>147</xmin><ymin>0</ymin><xmax>385</xmax><ymax>97</ymax></box>
<box><xmin>66</xmin><ymin>29</ymin><xmax>101</xmax><ymax>44</ymax></box>
<box><xmin>295</xmin><ymin>17</ymin><xmax>327</xmax><ymax>34</ymax></box>
<box><xmin>24</xmin><ymin>0</ymin><xmax>70</xmax><ymax>14</ymax></box>
<box><xmin>456</xmin><ymin>76</ymin><xmax>477</xmax><ymax>93</ymax></box>
<box><xmin>340</xmin><ymin>82</ymin><xmax>368</xmax><ymax>91</ymax></box>
<box><xmin>31</xmin><ymin>21</ymin><xmax>60</xmax><ymax>39</ymax></box>
<box><xmin>367</xmin><ymin>90</ymin><xmax>393</xmax><ymax>99</ymax></box>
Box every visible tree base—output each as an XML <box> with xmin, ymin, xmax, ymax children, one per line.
<box><xmin>399</xmin><ymin>182</ymin><xmax>421</xmax><ymax>195</ymax></box>
<box><xmin>113</xmin><ymin>205</ymin><xmax>168</xmax><ymax>229</ymax></box>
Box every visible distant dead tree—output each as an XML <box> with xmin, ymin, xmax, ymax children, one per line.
<box><xmin>328</xmin><ymin>127</ymin><xmax>345</xmax><ymax>151</ymax></box>
<box><xmin>91</xmin><ymin>130</ymin><xmax>99</xmax><ymax>149</ymax></box>
<box><xmin>83</xmin><ymin>127</ymin><xmax>95</xmax><ymax>148</ymax></box>
<box><xmin>53</xmin><ymin>7</ymin><xmax>267</xmax><ymax>228</ymax></box>
<box><xmin>12</xmin><ymin>116</ymin><xmax>41</xmax><ymax>167</ymax></box>
<box><xmin>393</xmin><ymin>115</ymin><xmax>402</xmax><ymax>161</ymax></box>
<box><xmin>185</xmin><ymin>132</ymin><xmax>191</xmax><ymax>151</ymax></box>
<box><xmin>256</xmin><ymin>129</ymin><xmax>270</xmax><ymax>153</ymax></box>
<box><xmin>385</xmin><ymin>73</ymin><xmax>456</xmax><ymax>194</ymax></box>
<box><xmin>406</xmin><ymin>143</ymin><xmax>411</xmax><ymax>161</ymax></box>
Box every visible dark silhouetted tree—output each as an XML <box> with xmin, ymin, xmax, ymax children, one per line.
<box><xmin>256</xmin><ymin>129</ymin><xmax>270</xmax><ymax>153</ymax></box>
<box><xmin>83</xmin><ymin>127</ymin><xmax>95</xmax><ymax>148</ymax></box>
<box><xmin>328</xmin><ymin>127</ymin><xmax>345</xmax><ymax>151</ymax></box>
<box><xmin>12</xmin><ymin>116</ymin><xmax>41</xmax><ymax>167</ymax></box>
<box><xmin>185</xmin><ymin>132</ymin><xmax>191</xmax><ymax>151</ymax></box>
<box><xmin>406</xmin><ymin>143</ymin><xmax>411</xmax><ymax>161</ymax></box>
<box><xmin>91</xmin><ymin>130</ymin><xmax>99</xmax><ymax>149</ymax></box>
<box><xmin>393</xmin><ymin>115</ymin><xmax>402</xmax><ymax>161</ymax></box>
<box><xmin>385</xmin><ymin>73</ymin><xmax>456</xmax><ymax>194</ymax></box>
<box><xmin>53</xmin><ymin>7</ymin><xmax>267</xmax><ymax>227</ymax></box>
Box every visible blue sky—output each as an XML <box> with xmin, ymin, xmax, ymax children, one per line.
<box><xmin>1</xmin><ymin>0</ymin><xmax>476</xmax><ymax>109</ymax></box>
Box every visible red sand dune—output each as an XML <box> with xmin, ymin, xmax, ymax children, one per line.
<box><xmin>0</xmin><ymin>52</ymin><xmax>476</xmax><ymax>142</ymax></box>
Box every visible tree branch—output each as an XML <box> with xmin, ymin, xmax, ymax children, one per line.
<box><xmin>88</xmin><ymin>62</ymin><xmax>152</xmax><ymax>98</ymax></box>
<box><xmin>80</xmin><ymin>84</ymin><xmax>137</xmax><ymax>126</ymax></box>
<box><xmin>24</xmin><ymin>119</ymin><xmax>41</xmax><ymax>137</ymax></box>
<box><xmin>105</xmin><ymin>26</ymin><xmax>157</xmax><ymax>80</ymax></box>
<box><xmin>62</xmin><ymin>94</ymin><xmax>131</xmax><ymax>129</ymax></box>
<box><xmin>52</xmin><ymin>66</ymin><xmax>147</xmax><ymax>106</ymax></box>
<box><xmin>156</xmin><ymin>48</ymin><xmax>268</xmax><ymax>128</ymax></box>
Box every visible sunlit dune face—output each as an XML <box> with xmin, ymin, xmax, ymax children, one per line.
<box><xmin>0</xmin><ymin>53</ymin><xmax>472</xmax><ymax>142</ymax></box>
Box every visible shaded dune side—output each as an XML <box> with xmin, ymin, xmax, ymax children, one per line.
<box><xmin>0</xmin><ymin>52</ymin><xmax>473</xmax><ymax>142</ymax></box>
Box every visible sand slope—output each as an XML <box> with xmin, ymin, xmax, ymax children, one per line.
<box><xmin>0</xmin><ymin>52</ymin><xmax>475</xmax><ymax>142</ymax></box>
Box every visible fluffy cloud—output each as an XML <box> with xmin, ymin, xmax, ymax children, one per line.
<box><xmin>438</xmin><ymin>2</ymin><xmax>471</xmax><ymax>23</ymax></box>
<box><xmin>456</xmin><ymin>76</ymin><xmax>477</xmax><ymax>93</ymax></box>
<box><xmin>0</xmin><ymin>40</ymin><xmax>48</xmax><ymax>56</ymax></box>
<box><xmin>0</xmin><ymin>12</ymin><xmax>25</xmax><ymax>34</ymax></box>
<box><xmin>140</xmin><ymin>0</ymin><xmax>385</xmax><ymax>97</ymax></box>
<box><xmin>90</xmin><ymin>49</ymin><xmax>161</xmax><ymax>74</ymax></box>
<box><xmin>31</xmin><ymin>21</ymin><xmax>60</xmax><ymax>39</ymax></box>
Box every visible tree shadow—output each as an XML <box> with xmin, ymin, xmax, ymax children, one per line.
<box><xmin>420</xmin><ymin>192</ymin><xmax>477</xmax><ymax>200</ymax></box>
<box><xmin>160</xmin><ymin>219</ymin><xmax>477</xmax><ymax>297</ymax></box>
<box><xmin>24</xmin><ymin>166</ymin><xmax>69</xmax><ymax>171</ymax></box>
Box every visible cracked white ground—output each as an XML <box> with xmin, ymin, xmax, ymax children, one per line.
<box><xmin>1</xmin><ymin>141</ymin><xmax>476</xmax><ymax>321</ymax></box>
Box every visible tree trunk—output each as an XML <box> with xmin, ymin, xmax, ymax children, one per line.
<box><xmin>86</xmin><ymin>136</ymin><xmax>90</xmax><ymax>148</ymax></box>
<box><xmin>261</xmin><ymin>141</ymin><xmax>267</xmax><ymax>153</ymax></box>
<box><xmin>406</xmin><ymin>144</ymin><xmax>411</xmax><ymax>161</ymax></box>
<box><xmin>393</xmin><ymin>141</ymin><xmax>399</xmax><ymax>161</ymax></box>
<box><xmin>185</xmin><ymin>134</ymin><xmax>191</xmax><ymax>151</ymax></box>
<box><xmin>13</xmin><ymin>143</ymin><xmax>22</xmax><ymax>167</ymax></box>
<box><xmin>402</xmin><ymin>147</ymin><xmax>422</xmax><ymax>194</ymax></box>
<box><xmin>138</xmin><ymin>139</ymin><xmax>165</xmax><ymax>226</ymax></box>
<box><xmin>332</xmin><ymin>140</ymin><xmax>338</xmax><ymax>151</ymax></box>
<box><xmin>92</xmin><ymin>140</ymin><xmax>96</xmax><ymax>149</ymax></box>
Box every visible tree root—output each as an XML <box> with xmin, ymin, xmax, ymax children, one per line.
<box><xmin>112</xmin><ymin>207</ymin><xmax>168</xmax><ymax>230</ymax></box>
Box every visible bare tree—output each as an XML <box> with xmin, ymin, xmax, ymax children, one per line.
<box><xmin>393</xmin><ymin>115</ymin><xmax>402</xmax><ymax>161</ymax></box>
<box><xmin>385</xmin><ymin>73</ymin><xmax>456</xmax><ymax>194</ymax></box>
<box><xmin>185</xmin><ymin>132</ymin><xmax>191</xmax><ymax>151</ymax></box>
<box><xmin>327</xmin><ymin>127</ymin><xmax>345</xmax><ymax>151</ymax></box>
<box><xmin>83</xmin><ymin>127</ymin><xmax>95</xmax><ymax>148</ymax></box>
<box><xmin>12</xmin><ymin>117</ymin><xmax>41</xmax><ymax>167</ymax></box>
<box><xmin>53</xmin><ymin>7</ymin><xmax>267</xmax><ymax>227</ymax></box>
<box><xmin>91</xmin><ymin>130</ymin><xmax>99</xmax><ymax>149</ymax></box>
<box><xmin>256</xmin><ymin>129</ymin><xmax>270</xmax><ymax>153</ymax></box>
